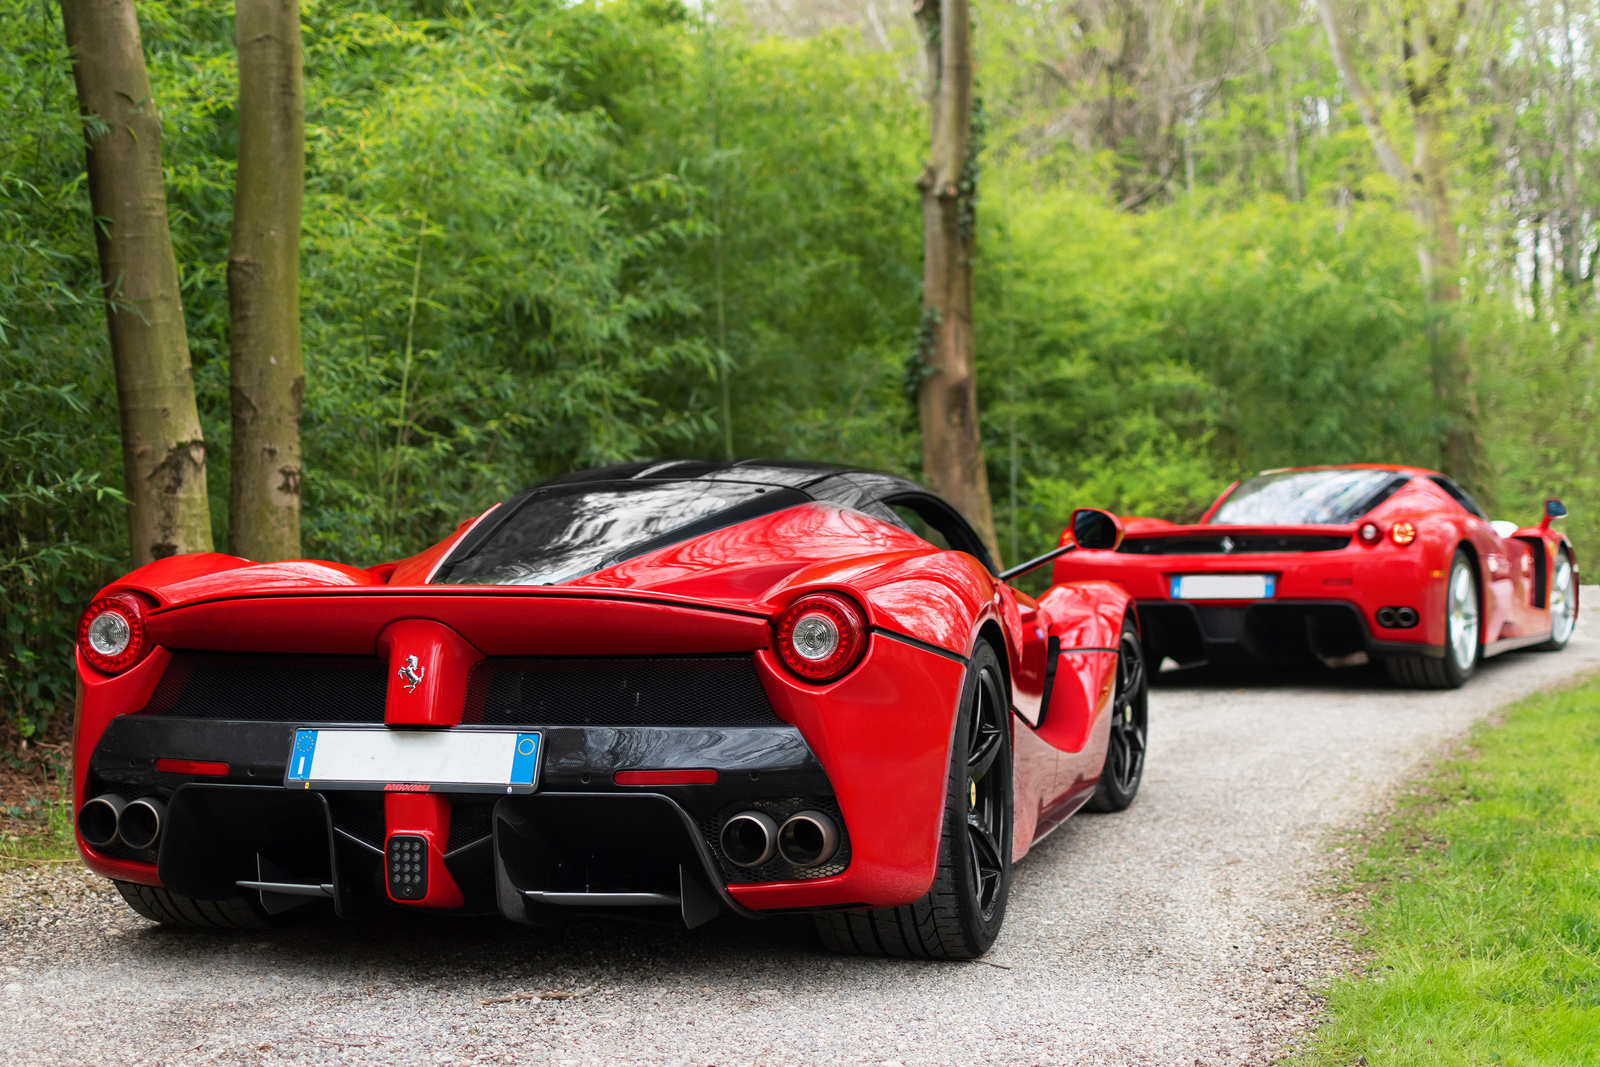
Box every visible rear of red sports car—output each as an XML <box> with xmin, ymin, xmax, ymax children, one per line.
<box><xmin>71</xmin><ymin>462</ymin><xmax>1007</xmax><ymax>931</ymax></box>
<box><xmin>1052</xmin><ymin>465</ymin><xmax>1576</xmax><ymax>678</ymax></box>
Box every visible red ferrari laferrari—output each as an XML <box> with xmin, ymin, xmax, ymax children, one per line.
<box><xmin>1052</xmin><ymin>465</ymin><xmax>1577</xmax><ymax>688</ymax></box>
<box><xmin>72</xmin><ymin>460</ymin><xmax>1145</xmax><ymax>959</ymax></box>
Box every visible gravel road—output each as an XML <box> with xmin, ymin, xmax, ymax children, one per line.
<box><xmin>6</xmin><ymin>594</ymin><xmax>1598</xmax><ymax>1067</ymax></box>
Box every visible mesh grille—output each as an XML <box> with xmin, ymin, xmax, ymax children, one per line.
<box><xmin>141</xmin><ymin>652</ymin><xmax>388</xmax><ymax>723</ymax></box>
<box><xmin>1118</xmin><ymin>534</ymin><xmax>1350</xmax><ymax>555</ymax></box>
<box><xmin>701</xmin><ymin>797</ymin><xmax>850</xmax><ymax>883</ymax></box>
<box><xmin>464</xmin><ymin>655</ymin><xmax>781</xmax><ymax>727</ymax></box>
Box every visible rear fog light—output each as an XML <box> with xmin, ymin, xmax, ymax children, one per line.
<box><xmin>155</xmin><ymin>758</ymin><xmax>229</xmax><ymax>776</ymax></box>
<box><xmin>613</xmin><ymin>769</ymin><xmax>719</xmax><ymax>786</ymax></box>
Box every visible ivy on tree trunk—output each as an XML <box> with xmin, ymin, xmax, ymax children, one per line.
<box><xmin>914</xmin><ymin>0</ymin><xmax>1001</xmax><ymax>566</ymax></box>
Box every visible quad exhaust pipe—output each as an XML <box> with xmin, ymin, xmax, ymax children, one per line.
<box><xmin>77</xmin><ymin>793</ymin><xmax>166</xmax><ymax>852</ymax></box>
<box><xmin>119</xmin><ymin>796</ymin><xmax>166</xmax><ymax>851</ymax></box>
<box><xmin>77</xmin><ymin>793</ymin><xmax>126</xmax><ymax>850</ymax></box>
<box><xmin>1376</xmin><ymin>606</ymin><xmax>1420</xmax><ymax>629</ymax></box>
<box><xmin>719</xmin><ymin>811</ymin><xmax>778</xmax><ymax>868</ymax></box>
<box><xmin>777</xmin><ymin>810</ymin><xmax>839</xmax><ymax>868</ymax></box>
<box><xmin>720</xmin><ymin>808</ymin><xmax>840</xmax><ymax>869</ymax></box>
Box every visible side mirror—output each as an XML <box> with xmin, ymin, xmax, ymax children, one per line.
<box><xmin>1071</xmin><ymin>508</ymin><xmax>1124</xmax><ymax>552</ymax></box>
<box><xmin>1546</xmin><ymin>498</ymin><xmax>1568</xmax><ymax>519</ymax></box>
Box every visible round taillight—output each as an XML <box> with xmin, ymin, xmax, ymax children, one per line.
<box><xmin>1357</xmin><ymin>522</ymin><xmax>1381</xmax><ymax>545</ymax></box>
<box><xmin>77</xmin><ymin>594</ymin><xmax>148</xmax><ymax>673</ymax></box>
<box><xmin>1390</xmin><ymin>520</ymin><xmax>1417</xmax><ymax>546</ymax></box>
<box><xmin>774</xmin><ymin>593</ymin><xmax>868</xmax><ymax>683</ymax></box>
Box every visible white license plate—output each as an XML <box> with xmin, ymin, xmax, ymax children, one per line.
<box><xmin>284</xmin><ymin>729</ymin><xmax>541</xmax><ymax>794</ymax></box>
<box><xmin>1169</xmin><ymin>573</ymin><xmax>1275</xmax><ymax>600</ymax></box>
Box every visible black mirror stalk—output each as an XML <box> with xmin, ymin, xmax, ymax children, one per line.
<box><xmin>998</xmin><ymin>543</ymin><xmax>1075</xmax><ymax>582</ymax></box>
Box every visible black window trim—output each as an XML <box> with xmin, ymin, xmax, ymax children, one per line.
<box><xmin>879</xmin><ymin>491</ymin><xmax>997</xmax><ymax>575</ymax></box>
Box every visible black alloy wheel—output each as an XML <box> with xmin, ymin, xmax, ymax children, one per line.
<box><xmin>964</xmin><ymin>658</ymin><xmax>1009</xmax><ymax>920</ymax></box>
<box><xmin>814</xmin><ymin>642</ymin><xmax>1013</xmax><ymax>959</ymax></box>
<box><xmin>1086</xmin><ymin>612</ymin><xmax>1148</xmax><ymax>813</ymax></box>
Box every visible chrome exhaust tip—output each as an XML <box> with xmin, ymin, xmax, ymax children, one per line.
<box><xmin>78</xmin><ymin>794</ymin><xmax>127</xmax><ymax>850</ymax></box>
<box><xmin>118</xmin><ymin>796</ymin><xmax>166</xmax><ymax>852</ymax></box>
<box><xmin>1395</xmin><ymin>606</ymin><xmax>1419</xmax><ymax>628</ymax></box>
<box><xmin>777</xmin><ymin>810</ymin><xmax>839</xmax><ymax>868</ymax></box>
<box><xmin>1376</xmin><ymin>607</ymin><xmax>1398</xmax><ymax>628</ymax></box>
<box><xmin>720</xmin><ymin>811</ymin><xmax>779</xmax><ymax>868</ymax></box>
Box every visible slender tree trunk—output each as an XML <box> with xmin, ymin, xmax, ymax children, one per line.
<box><xmin>228</xmin><ymin>0</ymin><xmax>305</xmax><ymax>560</ymax></box>
<box><xmin>913</xmin><ymin>0</ymin><xmax>1001</xmax><ymax>566</ymax></box>
<box><xmin>1317</xmin><ymin>0</ymin><xmax>1484</xmax><ymax>497</ymax></box>
<box><xmin>60</xmin><ymin>0</ymin><xmax>213</xmax><ymax>566</ymax></box>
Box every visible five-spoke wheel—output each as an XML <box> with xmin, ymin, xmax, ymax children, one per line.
<box><xmin>1087</xmin><ymin>612</ymin><xmax>1148</xmax><ymax>813</ymax></box>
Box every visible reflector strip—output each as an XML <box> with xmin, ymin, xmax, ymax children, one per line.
<box><xmin>613</xmin><ymin>769</ymin><xmax>719</xmax><ymax>786</ymax></box>
<box><xmin>155</xmin><ymin>758</ymin><xmax>229</xmax><ymax>777</ymax></box>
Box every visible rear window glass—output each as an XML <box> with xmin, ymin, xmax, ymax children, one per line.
<box><xmin>1208</xmin><ymin>470</ymin><xmax>1410</xmax><ymax>526</ymax></box>
<box><xmin>433</xmin><ymin>480</ymin><xmax>800</xmax><ymax>586</ymax></box>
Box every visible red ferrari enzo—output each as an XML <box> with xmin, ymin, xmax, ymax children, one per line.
<box><xmin>1052</xmin><ymin>465</ymin><xmax>1577</xmax><ymax>689</ymax></box>
<box><xmin>72</xmin><ymin>460</ymin><xmax>1145</xmax><ymax>959</ymax></box>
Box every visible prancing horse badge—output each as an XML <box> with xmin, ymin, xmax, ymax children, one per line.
<box><xmin>398</xmin><ymin>655</ymin><xmax>426</xmax><ymax>693</ymax></box>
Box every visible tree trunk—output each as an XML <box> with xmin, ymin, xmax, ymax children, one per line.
<box><xmin>913</xmin><ymin>0</ymin><xmax>1001</xmax><ymax>566</ymax></box>
<box><xmin>60</xmin><ymin>0</ymin><xmax>214</xmax><ymax>566</ymax></box>
<box><xmin>1317</xmin><ymin>0</ymin><xmax>1485</xmax><ymax>498</ymax></box>
<box><xmin>228</xmin><ymin>0</ymin><xmax>305</xmax><ymax>560</ymax></box>
<box><xmin>1412</xmin><ymin>93</ymin><xmax>1483</xmax><ymax>492</ymax></box>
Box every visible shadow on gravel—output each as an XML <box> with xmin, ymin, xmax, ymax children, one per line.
<box><xmin>1150</xmin><ymin>648</ymin><xmax>1545</xmax><ymax>693</ymax></box>
<box><xmin>118</xmin><ymin>905</ymin><xmax>830</xmax><ymax>981</ymax></box>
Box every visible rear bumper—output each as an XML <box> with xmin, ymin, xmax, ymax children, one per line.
<box><xmin>78</xmin><ymin>718</ymin><xmax>850</xmax><ymax>923</ymax></box>
<box><xmin>1136</xmin><ymin>598</ymin><xmax>1444</xmax><ymax>667</ymax></box>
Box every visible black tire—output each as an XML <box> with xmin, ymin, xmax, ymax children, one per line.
<box><xmin>1534</xmin><ymin>548</ymin><xmax>1578</xmax><ymax>652</ymax></box>
<box><xmin>813</xmin><ymin>642</ymin><xmax>1012</xmax><ymax>959</ymax></box>
<box><xmin>113</xmin><ymin>881</ymin><xmax>276</xmax><ymax>929</ymax></box>
<box><xmin>1386</xmin><ymin>547</ymin><xmax>1479</xmax><ymax>689</ymax></box>
<box><xmin>1085</xmin><ymin>612</ymin><xmax>1148</xmax><ymax>813</ymax></box>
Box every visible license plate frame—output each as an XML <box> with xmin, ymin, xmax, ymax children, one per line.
<box><xmin>1169</xmin><ymin>573</ymin><xmax>1276</xmax><ymax>600</ymax></box>
<box><xmin>283</xmin><ymin>728</ymin><xmax>542</xmax><ymax>794</ymax></box>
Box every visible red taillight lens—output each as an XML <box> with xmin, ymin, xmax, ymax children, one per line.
<box><xmin>774</xmin><ymin>593</ymin><xmax>868</xmax><ymax>683</ymax></box>
<box><xmin>1357</xmin><ymin>521</ymin><xmax>1381</xmax><ymax>545</ymax></box>
<box><xmin>77</xmin><ymin>594</ymin><xmax>148</xmax><ymax>673</ymax></box>
<box><xmin>1391</xmin><ymin>520</ymin><xmax>1417</xmax><ymax>546</ymax></box>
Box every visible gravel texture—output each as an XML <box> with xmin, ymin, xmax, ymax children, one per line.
<box><xmin>5</xmin><ymin>593</ymin><xmax>1597</xmax><ymax>1067</ymax></box>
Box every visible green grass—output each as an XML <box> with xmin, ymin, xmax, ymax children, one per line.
<box><xmin>1297</xmin><ymin>678</ymin><xmax>1600</xmax><ymax>1066</ymax></box>
<box><xmin>0</xmin><ymin>772</ymin><xmax>76</xmax><ymax>871</ymax></box>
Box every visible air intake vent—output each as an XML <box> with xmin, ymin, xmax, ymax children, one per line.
<box><xmin>141</xmin><ymin>652</ymin><xmax>388</xmax><ymax>722</ymax></box>
<box><xmin>1117</xmin><ymin>534</ymin><xmax>1350</xmax><ymax>555</ymax></box>
<box><xmin>464</xmin><ymin>655</ymin><xmax>782</xmax><ymax>728</ymax></box>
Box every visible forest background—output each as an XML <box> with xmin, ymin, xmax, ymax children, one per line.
<box><xmin>2</xmin><ymin>0</ymin><xmax>1596</xmax><ymax>739</ymax></box>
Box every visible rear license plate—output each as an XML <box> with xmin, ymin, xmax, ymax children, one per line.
<box><xmin>284</xmin><ymin>729</ymin><xmax>541</xmax><ymax>793</ymax></box>
<box><xmin>1169</xmin><ymin>574</ymin><xmax>1275</xmax><ymax>600</ymax></box>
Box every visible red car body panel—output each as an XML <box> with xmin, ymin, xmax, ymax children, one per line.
<box><xmin>1053</xmin><ymin>464</ymin><xmax>1575</xmax><ymax>670</ymax></box>
<box><xmin>71</xmin><ymin>472</ymin><xmax>1134</xmax><ymax>920</ymax></box>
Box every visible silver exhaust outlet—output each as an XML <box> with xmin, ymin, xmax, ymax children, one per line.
<box><xmin>719</xmin><ymin>811</ymin><xmax>778</xmax><ymax>868</ymax></box>
<box><xmin>777</xmin><ymin>810</ymin><xmax>839</xmax><ymax>868</ymax></box>
<box><xmin>78</xmin><ymin>794</ymin><xmax>127</xmax><ymax>850</ymax></box>
<box><xmin>118</xmin><ymin>796</ymin><xmax>166</xmax><ymax>851</ymax></box>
